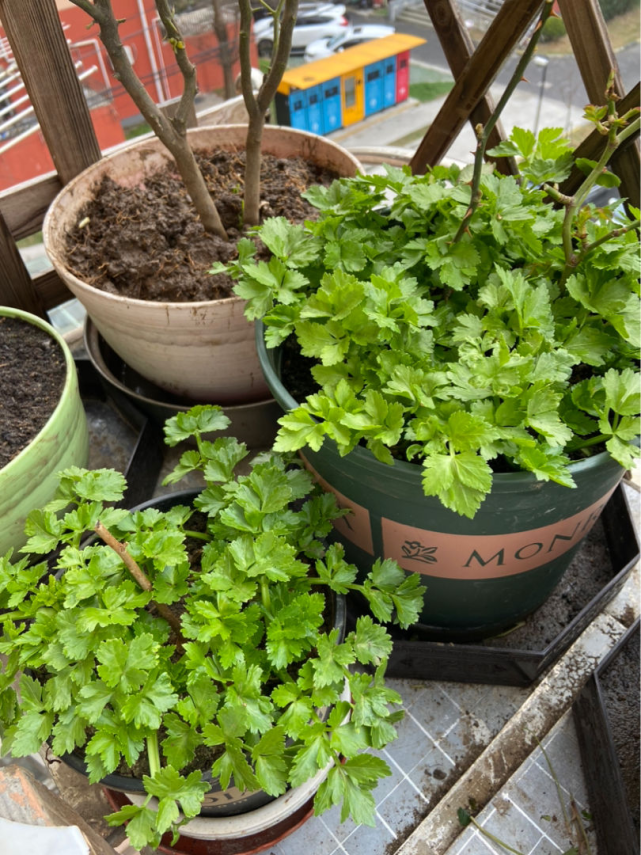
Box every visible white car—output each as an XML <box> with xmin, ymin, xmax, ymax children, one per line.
<box><xmin>254</xmin><ymin>3</ymin><xmax>349</xmax><ymax>57</ymax></box>
<box><xmin>304</xmin><ymin>24</ymin><xmax>395</xmax><ymax>61</ymax></box>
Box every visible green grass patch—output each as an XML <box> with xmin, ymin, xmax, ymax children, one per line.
<box><xmin>409</xmin><ymin>81</ymin><xmax>454</xmax><ymax>103</ymax></box>
<box><xmin>17</xmin><ymin>231</ymin><xmax>43</xmax><ymax>249</ymax></box>
<box><xmin>389</xmin><ymin>124</ymin><xmax>429</xmax><ymax>148</ymax></box>
<box><xmin>124</xmin><ymin>121</ymin><xmax>152</xmax><ymax>140</ymax></box>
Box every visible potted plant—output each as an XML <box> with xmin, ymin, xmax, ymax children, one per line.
<box><xmin>0</xmin><ymin>307</ymin><xmax>88</xmax><ymax>557</ymax></box>
<box><xmin>0</xmin><ymin>405</ymin><xmax>424</xmax><ymax>851</ymax></box>
<box><xmin>221</xmin><ymin>8</ymin><xmax>640</xmax><ymax>636</ymax></box>
<box><xmin>43</xmin><ymin>0</ymin><xmax>360</xmax><ymax>404</ymax></box>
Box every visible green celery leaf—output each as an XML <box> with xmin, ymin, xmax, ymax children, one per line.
<box><xmin>143</xmin><ymin>766</ymin><xmax>210</xmax><ymax>817</ymax></box>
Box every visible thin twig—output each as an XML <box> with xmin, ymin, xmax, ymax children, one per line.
<box><xmin>467</xmin><ymin>815</ymin><xmax>526</xmax><ymax>855</ymax></box>
<box><xmin>582</xmin><ymin>219</ymin><xmax>640</xmax><ymax>256</ymax></box>
<box><xmin>94</xmin><ymin>522</ymin><xmax>184</xmax><ymax>640</ymax></box>
<box><xmin>570</xmin><ymin>798</ymin><xmax>594</xmax><ymax>855</ymax></box>
<box><xmin>453</xmin><ymin>0</ymin><xmax>555</xmax><ymax>243</ymax></box>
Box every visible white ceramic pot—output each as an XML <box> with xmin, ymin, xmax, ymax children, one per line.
<box><xmin>43</xmin><ymin>126</ymin><xmax>361</xmax><ymax>404</ymax></box>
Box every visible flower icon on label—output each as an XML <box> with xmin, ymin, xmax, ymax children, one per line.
<box><xmin>401</xmin><ymin>540</ymin><xmax>438</xmax><ymax>564</ymax></box>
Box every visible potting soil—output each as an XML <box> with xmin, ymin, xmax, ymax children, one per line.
<box><xmin>64</xmin><ymin>151</ymin><xmax>338</xmax><ymax>303</ymax></box>
<box><xmin>0</xmin><ymin>316</ymin><xmax>66</xmax><ymax>468</ymax></box>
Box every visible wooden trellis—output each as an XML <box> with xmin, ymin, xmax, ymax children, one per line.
<box><xmin>0</xmin><ymin>0</ymin><xmax>638</xmax><ymax>316</ymax></box>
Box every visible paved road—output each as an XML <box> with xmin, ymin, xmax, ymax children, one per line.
<box><xmin>348</xmin><ymin>6</ymin><xmax>640</xmax><ymax>111</ymax></box>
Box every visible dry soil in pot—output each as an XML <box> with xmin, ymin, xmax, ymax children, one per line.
<box><xmin>0</xmin><ymin>316</ymin><xmax>66</xmax><ymax>468</ymax></box>
<box><xmin>64</xmin><ymin>151</ymin><xmax>338</xmax><ymax>303</ymax></box>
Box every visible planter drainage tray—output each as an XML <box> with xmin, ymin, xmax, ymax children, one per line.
<box><xmin>84</xmin><ymin>318</ymin><xmax>281</xmax><ymax>450</ymax></box>
<box><xmin>574</xmin><ymin>618</ymin><xmax>640</xmax><ymax>855</ymax></box>
<box><xmin>384</xmin><ymin>486</ymin><xmax>639</xmax><ymax>686</ymax></box>
<box><xmin>75</xmin><ymin>355</ymin><xmax>164</xmax><ymax>508</ymax></box>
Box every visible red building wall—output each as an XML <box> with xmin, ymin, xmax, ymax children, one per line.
<box><xmin>53</xmin><ymin>0</ymin><xmax>251</xmax><ymax>121</ymax></box>
<box><xmin>0</xmin><ymin>104</ymin><xmax>125</xmax><ymax>192</ymax></box>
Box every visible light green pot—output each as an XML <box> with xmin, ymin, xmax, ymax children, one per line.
<box><xmin>0</xmin><ymin>308</ymin><xmax>89</xmax><ymax>556</ymax></box>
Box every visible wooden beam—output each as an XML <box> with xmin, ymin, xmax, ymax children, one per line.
<box><xmin>0</xmin><ymin>173</ymin><xmax>62</xmax><ymax>242</ymax></box>
<box><xmin>410</xmin><ymin>0</ymin><xmax>544</xmax><ymax>173</ymax></box>
<box><xmin>0</xmin><ymin>212</ymin><xmax>45</xmax><ymax>316</ymax></box>
<box><xmin>558</xmin><ymin>0</ymin><xmax>640</xmax><ymax>207</ymax></box>
<box><xmin>422</xmin><ymin>0</ymin><xmax>518</xmax><ymax>177</ymax></box>
<box><xmin>559</xmin><ymin>83</ymin><xmax>640</xmax><ymax>197</ymax></box>
<box><xmin>0</xmin><ymin>0</ymin><xmax>101</xmax><ymax>186</ymax></box>
<box><xmin>33</xmin><ymin>268</ymin><xmax>72</xmax><ymax>311</ymax></box>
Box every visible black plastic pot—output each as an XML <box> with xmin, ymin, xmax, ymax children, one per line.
<box><xmin>574</xmin><ymin>619</ymin><xmax>640</xmax><ymax>855</ymax></box>
<box><xmin>256</xmin><ymin>323</ymin><xmax>629</xmax><ymax>640</ymax></box>
<box><xmin>60</xmin><ymin>488</ymin><xmax>347</xmax><ymax>818</ymax></box>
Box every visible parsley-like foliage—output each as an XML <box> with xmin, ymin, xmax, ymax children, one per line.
<box><xmin>0</xmin><ymin>407</ymin><xmax>424</xmax><ymax>848</ymax></box>
<box><xmin>226</xmin><ymin>120</ymin><xmax>640</xmax><ymax>517</ymax></box>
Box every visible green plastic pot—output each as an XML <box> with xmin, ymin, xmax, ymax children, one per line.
<box><xmin>256</xmin><ymin>323</ymin><xmax>628</xmax><ymax>639</ymax></box>
<box><xmin>0</xmin><ymin>308</ymin><xmax>89</xmax><ymax>557</ymax></box>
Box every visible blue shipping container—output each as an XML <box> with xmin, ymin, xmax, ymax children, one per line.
<box><xmin>306</xmin><ymin>85</ymin><xmax>324</xmax><ymax>135</ymax></box>
<box><xmin>289</xmin><ymin>89</ymin><xmax>308</xmax><ymax>131</ymax></box>
<box><xmin>383</xmin><ymin>57</ymin><xmax>396</xmax><ymax>108</ymax></box>
<box><xmin>321</xmin><ymin>78</ymin><xmax>342</xmax><ymax>133</ymax></box>
<box><xmin>364</xmin><ymin>61</ymin><xmax>384</xmax><ymax>116</ymax></box>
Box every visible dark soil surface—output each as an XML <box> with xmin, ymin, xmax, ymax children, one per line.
<box><xmin>65</xmin><ymin>151</ymin><xmax>338</xmax><ymax>303</ymax></box>
<box><xmin>600</xmin><ymin>628</ymin><xmax>640</xmax><ymax>833</ymax></box>
<box><xmin>485</xmin><ymin>519</ymin><xmax>613</xmax><ymax>650</ymax></box>
<box><xmin>0</xmin><ymin>316</ymin><xmax>66</xmax><ymax>468</ymax></box>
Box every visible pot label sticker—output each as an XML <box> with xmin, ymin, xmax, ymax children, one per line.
<box><xmin>382</xmin><ymin>487</ymin><xmax>617</xmax><ymax>580</ymax></box>
<box><xmin>300</xmin><ymin>455</ymin><xmax>374</xmax><ymax>555</ymax></box>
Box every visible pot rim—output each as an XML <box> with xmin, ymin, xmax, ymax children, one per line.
<box><xmin>0</xmin><ymin>308</ymin><xmax>77</xmax><ymax>478</ymax></box>
<box><xmin>124</xmin><ymin>680</ymin><xmax>352</xmax><ymax>840</ymax></box>
<box><xmin>255</xmin><ymin>320</ymin><xmax>624</xmax><ymax>489</ymax></box>
<box><xmin>42</xmin><ymin>124</ymin><xmax>361</xmax><ymax>311</ymax></box>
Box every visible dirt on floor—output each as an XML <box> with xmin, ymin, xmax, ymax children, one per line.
<box><xmin>599</xmin><ymin>627</ymin><xmax>640</xmax><ymax>834</ymax></box>
<box><xmin>0</xmin><ymin>316</ymin><xmax>66</xmax><ymax>468</ymax></box>
<box><xmin>485</xmin><ymin>519</ymin><xmax>614</xmax><ymax>651</ymax></box>
<box><xmin>64</xmin><ymin>151</ymin><xmax>338</xmax><ymax>304</ymax></box>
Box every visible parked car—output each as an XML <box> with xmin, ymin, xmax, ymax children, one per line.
<box><xmin>254</xmin><ymin>3</ymin><xmax>349</xmax><ymax>56</ymax></box>
<box><xmin>304</xmin><ymin>24</ymin><xmax>395</xmax><ymax>61</ymax></box>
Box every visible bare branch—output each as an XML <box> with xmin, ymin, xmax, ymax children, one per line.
<box><xmin>238</xmin><ymin>0</ymin><xmax>259</xmax><ymax>119</ymax></box>
<box><xmin>156</xmin><ymin>0</ymin><xmax>197</xmax><ymax>135</ymax></box>
<box><xmin>257</xmin><ymin>0</ymin><xmax>297</xmax><ymax>113</ymax></box>
<box><xmin>70</xmin><ymin>0</ymin><xmax>227</xmax><ymax>238</ymax></box>
<box><xmin>212</xmin><ymin>0</ymin><xmax>236</xmax><ymax>100</ymax></box>
<box><xmin>70</xmin><ymin>0</ymin><xmax>102</xmax><ymax>20</ymax></box>
<box><xmin>95</xmin><ymin>522</ymin><xmax>185</xmax><ymax>641</ymax></box>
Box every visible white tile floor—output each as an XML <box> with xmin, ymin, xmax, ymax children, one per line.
<box><xmin>272</xmin><ymin>681</ymin><xmax>530</xmax><ymax>855</ymax></box>
<box><xmin>448</xmin><ymin>711</ymin><xmax>596</xmax><ymax>855</ymax></box>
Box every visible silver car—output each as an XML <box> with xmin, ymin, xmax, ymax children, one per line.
<box><xmin>304</xmin><ymin>24</ymin><xmax>395</xmax><ymax>61</ymax></box>
<box><xmin>254</xmin><ymin>3</ymin><xmax>349</xmax><ymax>57</ymax></box>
